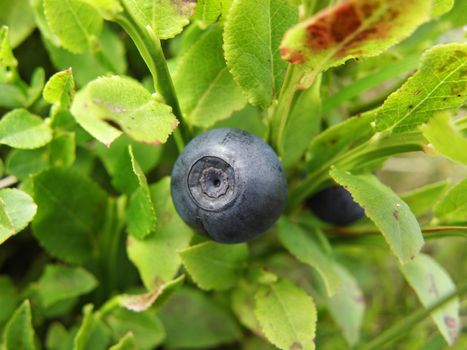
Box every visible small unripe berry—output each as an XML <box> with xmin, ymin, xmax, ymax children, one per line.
<box><xmin>306</xmin><ymin>186</ymin><xmax>364</xmax><ymax>226</ymax></box>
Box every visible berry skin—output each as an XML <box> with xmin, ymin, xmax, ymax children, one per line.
<box><xmin>306</xmin><ymin>186</ymin><xmax>364</xmax><ymax>226</ymax></box>
<box><xmin>171</xmin><ymin>128</ymin><xmax>287</xmax><ymax>243</ymax></box>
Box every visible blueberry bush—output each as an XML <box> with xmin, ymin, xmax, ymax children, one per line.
<box><xmin>0</xmin><ymin>0</ymin><xmax>466</xmax><ymax>349</ymax></box>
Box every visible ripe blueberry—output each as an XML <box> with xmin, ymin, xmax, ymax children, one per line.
<box><xmin>171</xmin><ymin>128</ymin><xmax>287</xmax><ymax>243</ymax></box>
<box><xmin>306</xmin><ymin>186</ymin><xmax>364</xmax><ymax>226</ymax></box>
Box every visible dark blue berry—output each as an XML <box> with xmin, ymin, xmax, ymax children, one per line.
<box><xmin>306</xmin><ymin>186</ymin><xmax>364</xmax><ymax>226</ymax></box>
<box><xmin>171</xmin><ymin>128</ymin><xmax>287</xmax><ymax>243</ymax></box>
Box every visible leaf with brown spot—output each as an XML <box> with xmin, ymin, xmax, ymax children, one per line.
<box><xmin>290</xmin><ymin>342</ymin><xmax>303</xmax><ymax>350</ymax></box>
<box><xmin>401</xmin><ymin>254</ymin><xmax>460</xmax><ymax>345</ymax></box>
<box><xmin>280</xmin><ymin>0</ymin><xmax>431</xmax><ymax>88</ymax></box>
<box><xmin>375</xmin><ymin>44</ymin><xmax>467</xmax><ymax>133</ymax></box>
<box><xmin>120</xmin><ymin>275</ymin><xmax>184</xmax><ymax>312</ymax></box>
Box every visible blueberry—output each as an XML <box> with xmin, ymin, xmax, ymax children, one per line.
<box><xmin>171</xmin><ymin>128</ymin><xmax>287</xmax><ymax>243</ymax></box>
<box><xmin>306</xmin><ymin>186</ymin><xmax>364</xmax><ymax>226</ymax></box>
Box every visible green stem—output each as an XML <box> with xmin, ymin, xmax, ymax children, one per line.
<box><xmin>143</xmin><ymin>25</ymin><xmax>183</xmax><ymax>118</ymax></box>
<box><xmin>115</xmin><ymin>13</ymin><xmax>186</xmax><ymax>152</ymax></box>
<box><xmin>114</xmin><ymin>15</ymin><xmax>155</xmax><ymax>75</ymax></box>
<box><xmin>359</xmin><ymin>280</ymin><xmax>467</xmax><ymax>350</ymax></box>
<box><xmin>322</xmin><ymin>54</ymin><xmax>419</xmax><ymax>114</ymax></box>
<box><xmin>270</xmin><ymin>64</ymin><xmax>297</xmax><ymax>154</ymax></box>
<box><xmin>271</xmin><ymin>66</ymin><xmax>320</xmax><ymax>158</ymax></box>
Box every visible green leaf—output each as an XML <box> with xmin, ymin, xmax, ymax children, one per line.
<box><xmin>231</xmin><ymin>280</ymin><xmax>263</xmax><ymax>336</ymax></box>
<box><xmin>401</xmin><ymin>180</ymin><xmax>449</xmax><ymax>218</ymax></box>
<box><xmin>213</xmin><ymin>105</ymin><xmax>266</xmax><ymax>138</ymax></box>
<box><xmin>26</xmin><ymin>68</ymin><xmax>46</xmax><ymax>107</ymax></box>
<box><xmin>400</xmin><ymin>254</ymin><xmax>459</xmax><ymax>345</ymax></box>
<box><xmin>127</xmin><ymin>177</ymin><xmax>192</xmax><ymax>289</ymax></box>
<box><xmin>30</xmin><ymin>0</ymin><xmax>60</xmax><ymax>45</ymax></box>
<box><xmin>194</xmin><ymin>0</ymin><xmax>219</xmax><ymax>26</ymax></box>
<box><xmin>81</xmin><ymin>0</ymin><xmax>123</xmax><ymax>20</ymax></box>
<box><xmin>43</xmin><ymin>68</ymin><xmax>75</xmax><ymax>111</ymax></box>
<box><xmin>121</xmin><ymin>0</ymin><xmax>195</xmax><ymax>39</ymax></box>
<box><xmin>36</xmin><ymin>265</ymin><xmax>98</xmax><ymax>307</ymax></box>
<box><xmin>330</xmin><ymin>167</ymin><xmax>424</xmax><ymax>264</ymax></box>
<box><xmin>49</xmin><ymin>133</ymin><xmax>76</xmax><ymax>168</ymax></box>
<box><xmin>434</xmin><ymin>178</ymin><xmax>467</xmax><ymax>222</ymax></box>
<box><xmin>126</xmin><ymin>188</ymin><xmax>155</xmax><ymax>239</ymax></box>
<box><xmin>174</xmin><ymin>25</ymin><xmax>246</xmax><ymax>128</ymax></box>
<box><xmin>0</xmin><ymin>276</ymin><xmax>19</xmax><ymax>324</ymax></box>
<box><xmin>120</xmin><ymin>275</ymin><xmax>184</xmax><ymax>312</ymax></box>
<box><xmin>0</xmin><ymin>84</ymin><xmax>26</xmax><ymax>109</ymax></box>
<box><xmin>277</xmin><ymin>217</ymin><xmax>340</xmax><ymax>296</ymax></box>
<box><xmin>6</xmin><ymin>149</ymin><xmax>49</xmax><ymax>181</ymax></box>
<box><xmin>0</xmin><ymin>0</ymin><xmax>36</xmax><ymax>48</ymax></box>
<box><xmin>375</xmin><ymin>43</ymin><xmax>467</xmax><ymax>133</ymax></box>
<box><xmin>255</xmin><ymin>279</ymin><xmax>317</xmax><ymax>350</ymax></box>
<box><xmin>0</xmin><ymin>26</ymin><xmax>17</xmax><ymax>70</ymax></box>
<box><xmin>282</xmin><ymin>75</ymin><xmax>321</xmax><ymax>168</ymax></box>
<box><xmin>125</xmin><ymin>146</ymin><xmax>156</xmax><ymax>239</ymax></box>
<box><xmin>45</xmin><ymin>322</ymin><xmax>73</xmax><ymax>350</ymax></box>
<box><xmin>180</xmin><ymin>242</ymin><xmax>248</xmax><ymax>291</ymax></box>
<box><xmin>44</xmin><ymin>26</ymin><xmax>127</xmax><ymax>86</ymax></box>
<box><xmin>0</xmin><ymin>189</ymin><xmax>37</xmax><ymax>245</ymax></box>
<box><xmin>432</xmin><ymin>0</ymin><xmax>454</xmax><ymax>17</ymax></box>
<box><xmin>159</xmin><ymin>287</ymin><xmax>241</xmax><ymax>349</ymax></box>
<box><xmin>306</xmin><ymin>111</ymin><xmax>374</xmax><ymax>171</ymax></box>
<box><xmin>95</xmin><ymin>136</ymin><xmax>163</xmax><ymax>177</ymax></box>
<box><xmin>32</xmin><ymin>168</ymin><xmax>107</xmax><ymax>263</ymax></box>
<box><xmin>44</xmin><ymin>0</ymin><xmax>103</xmax><ymax>53</ymax></box>
<box><xmin>73</xmin><ymin>305</ymin><xmax>111</xmax><ymax>350</ymax></box>
<box><xmin>2</xmin><ymin>300</ymin><xmax>36</xmax><ymax>350</ymax></box>
<box><xmin>106</xmin><ymin>308</ymin><xmax>165</xmax><ymax>350</ymax></box>
<box><xmin>71</xmin><ymin>76</ymin><xmax>178</xmax><ymax>146</ymax></box>
<box><xmin>110</xmin><ymin>147</ymin><xmax>140</xmax><ymax>196</ymax></box>
<box><xmin>108</xmin><ymin>332</ymin><xmax>137</xmax><ymax>350</ymax></box>
<box><xmin>327</xmin><ymin>264</ymin><xmax>365</xmax><ymax>347</ymax></box>
<box><xmin>223</xmin><ymin>0</ymin><xmax>298</xmax><ymax>108</ymax></box>
<box><xmin>73</xmin><ymin>305</ymin><xmax>95</xmax><ymax>350</ymax></box>
<box><xmin>281</xmin><ymin>0</ymin><xmax>431</xmax><ymax>88</ymax></box>
<box><xmin>194</xmin><ymin>0</ymin><xmax>231</xmax><ymax>26</ymax></box>
<box><xmin>421</xmin><ymin>112</ymin><xmax>467</xmax><ymax>166</ymax></box>
<box><xmin>0</xmin><ymin>109</ymin><xmax>52</xmax><ymax>149</ymax></box>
